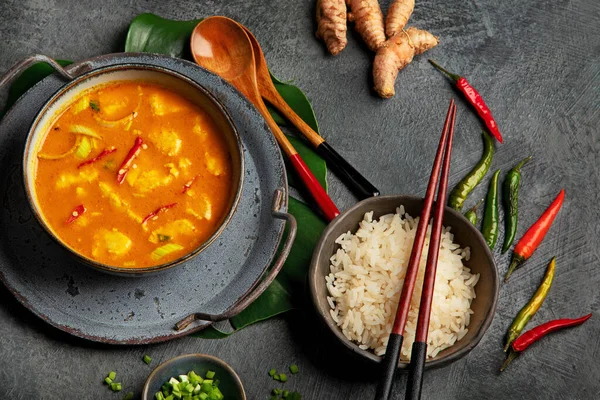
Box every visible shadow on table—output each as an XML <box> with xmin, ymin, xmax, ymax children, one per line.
<box><xmin>282</xmin><ymin>285</ymin><xmax>401</xmax><ymax>384</ymax></box>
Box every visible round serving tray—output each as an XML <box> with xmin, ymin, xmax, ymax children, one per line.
<box><xmin>0</xmin><ymin>53</ymin><xmax>289</xmax><ymax>344</ymax></box>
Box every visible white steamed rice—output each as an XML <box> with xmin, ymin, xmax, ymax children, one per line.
<box><xmin>325</xmin><ymin>206</ymin><xmax>479</xmax><ymax>360</ymax></box>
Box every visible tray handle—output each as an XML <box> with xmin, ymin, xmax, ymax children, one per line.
<box><xmin>0</xmin><ymin>55</ymin><xmax>93</xmax><ymax>111</ymax></box>
<box><xmin>175</xmin><ymin>187</ymin><xmax>297</xmax><ymax>331</ymax></box>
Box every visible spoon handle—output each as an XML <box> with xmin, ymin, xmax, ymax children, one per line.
<box><xmin>256</xmin><ymin>95</ymin><xmax>340</xmax><ymax>222</ymax></box>
<box><xmin>262</xmin><ymin>87</ymin><xmax>380</xmax><ymax>199</ymax></box>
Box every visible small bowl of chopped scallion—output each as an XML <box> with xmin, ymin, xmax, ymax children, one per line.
<box><xmin>142</xmin><ymin>354</ymin><xmax>245</xmax><ymax>400</ymax></box>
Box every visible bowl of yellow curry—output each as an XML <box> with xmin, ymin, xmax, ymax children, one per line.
<box><xmin>23</xmin><ymin>61</ymin><xmax>244</xmax><ymax>275</ymax></box>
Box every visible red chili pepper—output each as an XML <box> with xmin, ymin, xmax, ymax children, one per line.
<box><xmin>141</xmin><ymin>203</ymin><xmax>177</xmax><ymax>224</ymax></box>
<box><xmin>501</xmin><ymin>313</ymin><xmax>591</xmax><ymax>371</ymax></box>
<box><xmin>77</xmin><ymin>147</ymin><xmax>117</xmax><ymax>169</ymax></box>
<box><xmin>505</xmin><ymin>189</ymin><xmax>565</xmax><ymax>282</ymax></box>
<box><xmin>182</xmin><ymin>175</ymin><xmax>199</xmax><ymax>194</ymax></box>
<box><xmin>513</xmin><ymin>313</ymin><xmax>591</xmax><ymax>352</ymax></box>
<box><xmin>116</xmin><ymin>137</ymin><xmax>143</xmax><ymax>184</ymax></box>
<box><xmin>66</xmin><ymin>204</ymin><xmax>86</xmax><ymax>224</ymax></box>
<box><xmin>429</xmin><ymin>59</ymin><xmax>503</xmax><ymax>143</ymax></box>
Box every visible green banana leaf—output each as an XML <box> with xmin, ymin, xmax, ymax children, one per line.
<box><xmin>0</xmin><ymin>13</ymin><xmax>329</xmax><ymax>339</ymax></box>
<box><xmin>124</xmin><ymin>13</ymin><xmax>201</xmax><ymax>59</ymax></box>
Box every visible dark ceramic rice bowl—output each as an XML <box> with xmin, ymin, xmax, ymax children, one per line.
<box><xmin>309</xmin><ymin>195</ymin><xmax>499</xmax><ymax>369</ymax></box>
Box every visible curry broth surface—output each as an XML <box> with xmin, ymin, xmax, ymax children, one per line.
<box><xmin>34</xmin><ymin>81</ymin><xmax>234</xmax><ymax>268</ymax></box>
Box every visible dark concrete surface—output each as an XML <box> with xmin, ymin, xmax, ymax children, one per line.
<box><xmin>0</xmin><ymin>0</ymin><xmax>598</xmax><ymax>399</ymax></box>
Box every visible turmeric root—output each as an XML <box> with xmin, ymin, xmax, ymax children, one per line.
<box><xmin>373</xmin><ymin>27</ymin><xmax>439</xmax><ymax>98</ymax></box>
<box><xmin>348</xmin><ymin>0</ymin><xmax>386</xmax><ymax>51</ymax></box>
<box><xmin>385</xmin><ymin>0</ymin><xmax>415</xmax><ymax>38</ymax></box>
<box><xmin>316</xmin><ymin>0</ymin><xmax>348</xmax><ymax>56</ymax></box>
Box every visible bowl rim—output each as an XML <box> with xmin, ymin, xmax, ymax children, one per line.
<box><xmin>22</xmin><ymin>63</ymin><xmax>245</xmax><ymax>275</ymax></box>
<box><xmin>141</xmin><ymin>353</ymin><xmax>246</xmax><ymax>400</ymax></box>
<box><xmin>308</xmin><ymin>194</ymin><xmax>499</xmax><ymax>369</ymax></box>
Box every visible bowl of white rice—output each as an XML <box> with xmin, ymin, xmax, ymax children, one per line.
<box><xmin>309</xmin><ymin>195</ymin><xmax>498</xmax><ymax>369</ymax></box>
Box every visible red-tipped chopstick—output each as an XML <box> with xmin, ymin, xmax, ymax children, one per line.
<box><xmin>405</xmin><ymin>102</ymin><xmax>456</xmax><ymax>400</ymax></box>
<box><xmin>375</xmin><ymin>100</ymin><xmax>457</xmax><ymax>400</ymax></box>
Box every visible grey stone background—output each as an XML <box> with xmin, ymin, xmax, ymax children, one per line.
<box><xmin>0</xmin><ymin>0</ymin><xmax>598</xmax><ymax>399</ymax></box>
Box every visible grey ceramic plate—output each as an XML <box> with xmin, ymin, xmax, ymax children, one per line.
<box><xmin>0</xmin><ymin>53</ymin><xmax>288</xmax><ymax>344</ymax></box>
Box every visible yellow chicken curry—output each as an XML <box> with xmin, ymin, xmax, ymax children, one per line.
<box><xmin>33</xmin><ymin>81</ymin><xmax>233</xmax><ymax>268</ymax></box>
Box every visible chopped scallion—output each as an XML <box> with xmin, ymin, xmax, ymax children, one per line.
<box><xmin>74</xmin><ymin>136</ymin><xmax>92</xmax><ymax>159</ymax></box>
<box><xmin>279</xmin><ymin>373</ymin><xmax>288</xmax><ymax>382</ymax></box>
<box><xmin>155</xmin><ymin>370</ymin><xmax>220</xmax><ymax>400</ymax></box>
<box><xmin>110</xmin><ymin>382</ymin><xmax>122</xmax><ymax>392</ymax></box>
<box><xmin>104</xmin><ymin>377</ymin><xmax>113</xmax><ymax>385</ymax></box>
<box><xmin>269</xmin><ymin>368</ymin><xmax>277</xmax><ymax>377</ymax></box>
<box><xmin>123</xmin><ymin>392</ymin><xmax>134</xmax><ymax>400</ymax></box>
<box><xmin>289</xmin><ymin>364</ymin><xmax>299</xmax><ymax>374</ymax></box>
<box><xmin>157</xmin><ymin>234</ymin><xmax>171</xmax><ymax>242</ymax></box>
<box><xmin>151</xmin><ymin>243</ymin><xmax>184</xmax><ymax>260</ymax></box>
<box><xmin>143</xmin><ymin>354</ymin><xmax>152</xmax><ymax>364</ymax></box>
<box><xmin>70</xmin><ymin>124</ymin><xmax>103</xmax><ymax>139</ymax></box>
<box><xmin>89</xmin><ymin>100</ymin><xmax>100</xmax><ymax>112</ymax></box>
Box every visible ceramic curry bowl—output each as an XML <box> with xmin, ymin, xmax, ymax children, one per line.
<box><xmin>4</xmin><ymin>55</ymin><xmax>245</xmax><ymax>276</ymax></box>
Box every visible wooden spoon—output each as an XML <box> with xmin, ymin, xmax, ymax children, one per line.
<box><xmin>191</xmin><ymin>17</ymin><xmax>339</xmax><ymax>222</ymax></box>
<box><xmin>239</xmin><ymin>24</ymin><xmax>380</xmax><ymax>199</ymax></box>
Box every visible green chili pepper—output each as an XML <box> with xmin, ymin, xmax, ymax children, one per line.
<box><xmin>501</xmin><ymin>156</ymin><xmax>532</xmax><ymax>253</ymax></box>
<box><xmin>482</xmin><ymin>169</ymin><xmax>501</xmax><ymax>249</ymax></box>
<box><xmin>448</xmin><ymin>131</ymin><xmax>494</xmax><ymax>211</ymax></box>
<box><xmin>504</xmin><ymin>257</ymin><xmax>555</xmax><ymax>351</ymax></box>
<box><xmin>464</xmin><ymin>199</ymin><xmax>483</xmax><ymax>225</ymax></box>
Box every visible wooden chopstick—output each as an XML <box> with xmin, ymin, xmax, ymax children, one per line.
<box><xmin>374</xmin><ymin>99</ymin><xmax>457</xmax><ymax>400</ymax></box>
<box><xmin>405</xmin><ymin>102</ymin><xmax>456</xmax><ymax>400</ymax></box>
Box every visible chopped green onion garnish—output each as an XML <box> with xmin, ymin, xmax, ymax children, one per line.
<box><xmin>269</xmin><ymin>368</ymin><xmax>277</xmax><ymax>377</ymax></box>
<box><xmin>123</xmin><ymin>392</ymin><xmax>134</xmax><ymax>400</ymax></box>
<box><xmin>157</xmin><ymin>234</ymin><xmax>172</xmax><ymax>242</ymax></box>
<box><xmin>143</xmin><ymin>354</ymin><xmax>152</xmax><ymax>364</ymax></box>
<box><xmin>279</xmin><ymin>373</ymin><xmax>288</xmax><ymax>382</ymax></box>
<box><xmin>156</xmin><ymin>370</ymin><xmax>220</xmax><ymax>400</ymax></box>
<box><xmin>110</xmin><ymin>382</ymin><xmax>122</xmax><ymax>392</ymax></box>
<box><xmin>89</xmin><ymin>100</ymin><xmax>100</xmax><ymax>112</ymax></box>
<box><xmin>151</xmin><ymin>243</ymin><xmax>184</xmax><ymax>260</ymax></box>
<box><xmin>273</xmin><ymin>388</ymin><xmax>282</xmax><ymax>395</ymax></box>
<box><xmin>289</xmin><ymin>364</ymin><xmax>299</xmax><ymax>374</ymax></box>
<box><xmin>74</xmin><ymin>136</ymin><xmax>92</xmax><ymax>159</ymax></box>
<box><xmin>70</xmin><ymin>124</ymin><xmax>103</xmax><ymax>139</ymax></box>
<box><xmin>273</xmin><ymin>374</ymin><xmax>281</xmax><ymax>381</ymax></box>
<box><xmin>108</xmin><ymin>371</ymin><xmax>117</xmax><ymax>380</ymax></box>
<box><xmin>104</xmin><ymin>377</ymin><xmax>113</xmax><ymax>385</ymax></box>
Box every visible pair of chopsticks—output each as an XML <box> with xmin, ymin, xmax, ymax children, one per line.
<box><xmin>375</xmin><ymin>99</ymin><xmax>457</xmax><ymax>400</ymax></box>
